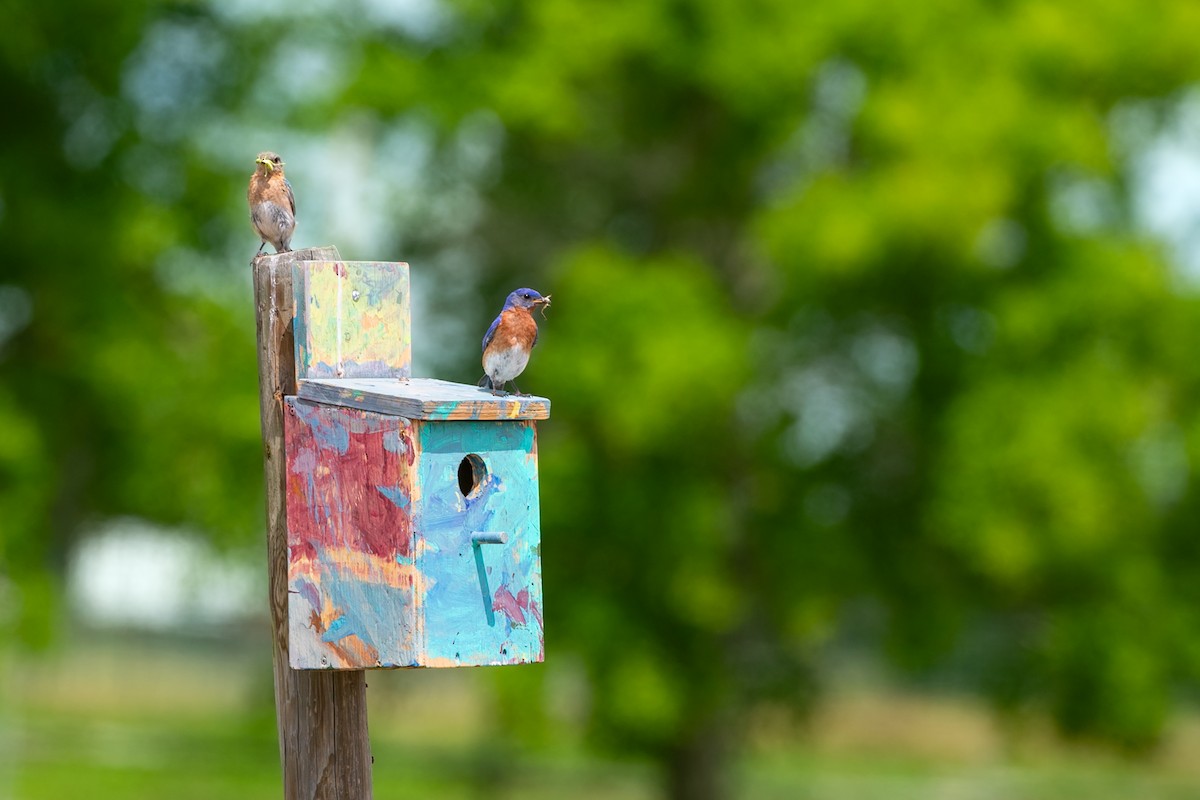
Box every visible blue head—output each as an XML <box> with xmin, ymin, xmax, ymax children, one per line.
<box><xmin>503</xmin><ymin>288</ymin><xmax>551</xmax><ymax>312</ymax></box>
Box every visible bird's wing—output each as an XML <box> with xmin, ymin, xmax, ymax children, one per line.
<box><xmin>482</xmin><ymin>314</ymin><xmax>502</xmax><ymax>352</ymax></box>
<box><xmin>284</xmin><ymin>178</ymin><xmax>296</xmax><ymax>216</ymax></box>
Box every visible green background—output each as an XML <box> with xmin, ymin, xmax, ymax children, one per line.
<box><xmin>4</xmin><ymin>0</ymin><xmax>1200</xmax><ymax>797</ymax></box>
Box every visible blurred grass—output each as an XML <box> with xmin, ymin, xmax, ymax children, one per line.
<box><xmin>4</xmin><ymin>634</ymin><xmax>1200</xmax><ymax>800</ymax></box>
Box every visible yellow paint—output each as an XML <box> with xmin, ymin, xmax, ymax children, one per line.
<box><xmin>323</xmin><ymin>545</ymin><xmax>418</xmax><ymax>587</ymax></box>
<box><xmin>297</xmin><ymin>261</ymin><xmax>412</xmax><ymax>379</ymax></box>
<box><xmin>420</xmin><ymin>656</ymin><xmax>470</xmax><ymax>669</ymax></box>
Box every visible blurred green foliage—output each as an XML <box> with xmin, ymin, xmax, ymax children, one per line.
<box><xmin>4</xmin><ymin>0</ymin><xmax>1200</xmax><ymax>796</ymax></box>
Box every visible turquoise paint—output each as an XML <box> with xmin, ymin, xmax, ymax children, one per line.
<box><xmin>426</xmin><ymin>402</ymin><xmax>464</xmax><ymax>420</ymax></box>
<box><xmin>293</xmin><ymin>400</ymin><xmax>350</xmax><ymax>454</ymax></box>
<box><xmin>376</xmin><ymin>484</ymin><xmax>410</xmax><ymax>509</ymax></box>
<box><xmin>321</xmin><ymin>566</ymin><xmax>418</xmax><ymax>666</ymax></box>
<box><xmin>419</xmin><ymin>422</ymin><xmax>535</xmax><ymax>454</ymax></box>
<box><xmin>415</xmin><ymin>420</ymin><xmax>544</xmax><ymax>665</ymax></box>
<box><xmin>292</xmin><ymin>288</ymin><xmax>309</xmax><ymax>374</ymax></box>
<box><xmin>473</xmin><ymin>546</ymin><xmax>497</xmax><ymax>628</ymax></box>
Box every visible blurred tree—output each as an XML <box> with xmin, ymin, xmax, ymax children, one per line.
<box><xmin>348</xmin><ymin>0</ymin><xmax>1200</xmax><ymax>787</ymax></box>
<box><xmin>5</xmin><ymin>0</ymin><xmax>1200</xmax><ymax>798</ymax></box>
<box><xmin>0</xmin><ymin>0</ymin><xmax>273</xmax><ymax>645</ymax></box>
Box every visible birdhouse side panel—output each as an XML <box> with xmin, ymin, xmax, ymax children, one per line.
<box><xmin>414</xmin><ymin>421</ymin><xmax>544</xmax><ymax>667</ymax></box>
<box><xmin>293</xmin><ymin>261</ymin><xmax>412</xmax><ymax>379</ymax></box>
<box><xmin>284</xmin><ymin>398</ymin><xmax>419</xmax><ymax>669</ymax></box>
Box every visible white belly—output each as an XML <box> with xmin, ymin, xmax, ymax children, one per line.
<box><xmin>252</xmin><ymin>201</ymin><xmax>295</xmax><ymax>244</ymax></box>
<box><xmin>484</xmin><ymin>346</ymin><xmax>531</xmax><ymax>384</ymax></box>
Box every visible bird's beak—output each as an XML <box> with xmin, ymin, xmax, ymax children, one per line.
<box><xmin>537</xmin><ymin>295</ymin><xmax>551</xmax><ymax>307</ymax></box>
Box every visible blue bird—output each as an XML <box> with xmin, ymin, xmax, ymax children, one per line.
<box><xmin>478</xmin><ymin>288</ymin><xmax>551</xmax><ymax>396</ymax></box>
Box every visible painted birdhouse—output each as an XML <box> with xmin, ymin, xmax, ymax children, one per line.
<box><xmin>283</xmin><ymin>261</ymin><xmax>548</xmax><ymax>669</ymax></box>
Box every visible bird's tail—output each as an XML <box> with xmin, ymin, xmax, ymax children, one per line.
<box><xmin>477</xmin><ymin>375</ymin><xmax>492</xmax><ymax>390</ymax></box>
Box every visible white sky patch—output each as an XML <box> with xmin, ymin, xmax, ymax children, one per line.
<box><xmin>209</xmin><ymin>0</ymin><xmax>341</xmax><ymax>23</ymax></box>
<box><xmin>68</xmin><ymin>519</ymin><xmax>261</xmax><ymax>631</ymax></box>
<box><xmin>360</xmin><ymin>0</ymin><xmax>451</xmax><ymax>40</ymax></box>
<box><xmin>1127</xmin><ymin>89</ymin><xmax>1200</xmax><ymax>289</ymax></box>
<box><xmin>210</xmin><ymin>0</ymin><xmax>450</xmax><ymax>40</ymax></box>
<box><xmin>782</xmin><ymin>366</ymin><xmax>871</xmax><ymax>466</ymax></box>
<box><xmin>121</xmin><ymin>19</ymin><xmax>227</xmax><ymax>142</ymax></box>
<box><xmin>259</xmin><ymin>37</ymin><xmax>355</xmax><ymax>109</ymax></box>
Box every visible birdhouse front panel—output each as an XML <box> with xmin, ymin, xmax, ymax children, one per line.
<box><xmin>284</xmin><ymin>394</ymin><xmax>545</xmax><ymax>669</ymax></box>
<box><xmin>414</xmin><ymin>420</ymin><xmax>543</xmax><ymax>666</ymax></box>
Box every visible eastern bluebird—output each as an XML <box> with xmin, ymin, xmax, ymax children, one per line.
<box><xmin>247</xmin><ymin>151</ymin><xmax>296</xmax><ymax>256</ymax></box>
<box><xmin>478</xmin><ymin>288</ymin><xmax>551</xmax><ymax>396</ymax></box>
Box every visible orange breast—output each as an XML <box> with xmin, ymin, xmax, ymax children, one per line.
<box><xmin>495</xmin><ymin>309</ymin><xmax>538</xmax><ymax>350</ymax></box>
<box><xmin>248</xmin><ymin>171</ymin><xmax>293</xmax><ymax>211</ymax></box>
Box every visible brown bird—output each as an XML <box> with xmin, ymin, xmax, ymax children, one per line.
<box><xmin>247</xmin><ymin>151</ymin><xmax>296</xmax><ymax>256</ymax></box>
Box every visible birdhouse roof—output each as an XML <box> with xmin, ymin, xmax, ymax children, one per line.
<box><xmin>297</xmin><ymin>377</ymin><xmax>550</xmax><ymax>421</ymax></box>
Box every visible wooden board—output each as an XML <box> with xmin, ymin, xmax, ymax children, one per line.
<box><xmin>252</xmin><ymin>245</ymin><xmax>374</xmax><ymax>799</ymax></box>
<box><xmin>285</xmin><ymin>399</ymin><xmax>420</xmax><ymax>669</ymax></box>
<box><xmin>297</xmin><ymin>377</ymin><xmax>551</xmax><ymax>421</ymax></box>
<box><xmin>414</xmin><ymin>420</ymin><xmax>544</xmax><ymax>666</ymax></box>
<box><xmin>293</xmin><ymin>261</ymin><xmax>411</xmax><ymax>380</ymax></box>
<box><xmin>284</xmin><ymin>398</ymin><xmax>544</xmax><ymax>669</ymax></box>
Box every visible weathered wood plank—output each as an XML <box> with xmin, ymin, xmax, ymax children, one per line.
<box><xmin>293</xmin><ymin>261</ymin><xmax>411</xmax><ymax>380</ymax></box>
<box><xmin>297</xmin><ymin>377</ymin><xmax>551</xmax><ymax>421</ymax></box>
<box><xmin>253</xmin><ymin>246</ymin><xmax>374</xmax><ymax>800</ymax></box>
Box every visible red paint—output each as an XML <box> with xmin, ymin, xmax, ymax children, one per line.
<box><xmin>286</xmin><ymin>401</ymin><xmax>414</xmax><ymax>560</ymax></box>
<box><xmin>492</xmin><ymin>584</ymin><xmax>529</xmax><ymax>626</ymax></box>
<box><xmin>287</xmin><ymin>469</ymin><xmax>318</xmax><ymax>561</ymax></box>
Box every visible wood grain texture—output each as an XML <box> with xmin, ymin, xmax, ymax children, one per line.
<box><xmin>298</xmin><ymin>377</ymin><xmax>551</xmax><ymax>421</ymax></box>
<box><xmin>285</xmin><ymin>398</ymin><xmax>545</xmax><ymax>669</ymax></box>
<box><xmin>254</xmin><ymin>246</ymin><xmax>374</xmax><ymax>800</ymax></box>
<box><xmin>293</xmin><ymin>260</ymin><xmax>411</xmax><ymax>380</ymax></box>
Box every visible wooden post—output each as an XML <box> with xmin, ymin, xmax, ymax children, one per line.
<box><xmin>253</xmin><ymin>246</ymin><xmax>373</xmax><ymax>800</ymax></box>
